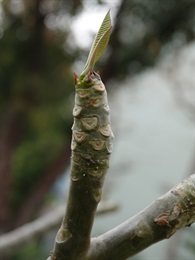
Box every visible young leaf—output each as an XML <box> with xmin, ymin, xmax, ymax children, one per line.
<box><xmin>81</xmin><ymin>10</ymin><xmax>111</xmax><ymax>76</ymax></box>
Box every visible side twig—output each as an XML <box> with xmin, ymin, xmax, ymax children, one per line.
<box><xmin>0</xmin><ymin>201</ymin><xmax>118</xmax><ymax>256</ymax></box>
<box><xmin>86</xmin><ymin>174</ymin><xmax>195</xmax><ymax>260</ymax></box>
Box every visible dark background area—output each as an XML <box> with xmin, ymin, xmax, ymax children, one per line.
<box><xmin>0</xmin><ymin>0</ymin><xmax>194</xmax><ymax>258</ymax></box>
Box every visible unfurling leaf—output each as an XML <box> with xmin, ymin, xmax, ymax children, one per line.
<box><xmin>81</xmin><ymin>10</ymin><xmax>112</xmax><ymax>76</ymax></box>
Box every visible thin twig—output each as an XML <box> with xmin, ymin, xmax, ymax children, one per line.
<box><xmin>0</xmin><ymin>201</ymin><xmax>118</xmax><ymax>256</ymax></box>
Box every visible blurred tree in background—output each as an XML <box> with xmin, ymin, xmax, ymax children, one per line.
<box><xmin>101</xmin><ymin>0</ymin><xmax>195</xmax><ymax>81</ymax></box>
<box><xmin>0</xmin><ymin>0</ymin><xmax>81</xmax><ymax>232</ymax></box>
<box><xmin>0</xmin><ymin>0</ymin><xmax>194</xmax><ymax>258</ymax></box>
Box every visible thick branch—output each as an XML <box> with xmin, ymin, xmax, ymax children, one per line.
<box><xmin>87</xmin><ymin>174</ymin><xmax>195</xmax><ymax>260</ymax></box>
<box><xmin>48</xmin><ymin>72</ymin><xmax>114</xmax><ymax>260</ymax></box>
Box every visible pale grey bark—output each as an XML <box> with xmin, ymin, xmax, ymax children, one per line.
<box><xmin>48</xmin><ymin>72</ymin><xmax>114</xmax><ymax>260</ymax></box>
<box><xmin>86</xmin><ymin>174</ymin><xmax>195</xmax><ymax>260</ymax></box>
<box><xmin>47</xmin><ymin>71</ymin><xmax>195</xmax><ymax>259</ymax></box>
<box><xmin>46</xmin><ymin>168</ymin><xmax>194</xmax><ymax>259</ymax></box>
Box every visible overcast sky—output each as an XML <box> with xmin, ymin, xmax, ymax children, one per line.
<box><xmin>71</xmin><ymin>0</ymin><xmax>121</xmax><ymax>48</ymax></box>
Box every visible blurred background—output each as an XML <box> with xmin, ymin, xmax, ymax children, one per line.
<box><xmin>0</xmin><ymin>0</ymin><xmax>194</xmax><ymax>259</ymax></box>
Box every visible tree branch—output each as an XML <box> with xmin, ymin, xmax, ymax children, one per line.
<box><xmin>86</xmin><ymin>174</ymin><xmax>195</xmax><ymax>260</ymax></box>
<box><xmin>48</xmin><ymin>72</ymin><xmax>114</xmax><ymax>260</ymax></box>
<box><xmin>0</xmin><ymin>201</ymin><xmax>118</xmax><ymax>256</ymax></box>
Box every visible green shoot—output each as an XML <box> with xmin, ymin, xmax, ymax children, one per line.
<box><xmin>81</xmin><ymin>10</ymin><xmax>112</xmax><ymax>76</ymax></box>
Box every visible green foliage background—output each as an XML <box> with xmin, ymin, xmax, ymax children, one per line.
<box><xmin>0</xmin><ymin>0</ymin><xmax>75</xmax><ymax>227</ymax></box>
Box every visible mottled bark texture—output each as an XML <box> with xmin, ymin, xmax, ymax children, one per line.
<box><xmin>86</xmin><ymin>174</ymin><xmax>195</xmax><ymax>260</ymax></box>
<box><xmin>48</xmin><ymin>71</ymin><xmax>114</xmax><ymax>260</ymax></box>
<box><xmin>48</xmin><ymin>73</ymin><xmax>195</xmax><ymax>260</ymax></box>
